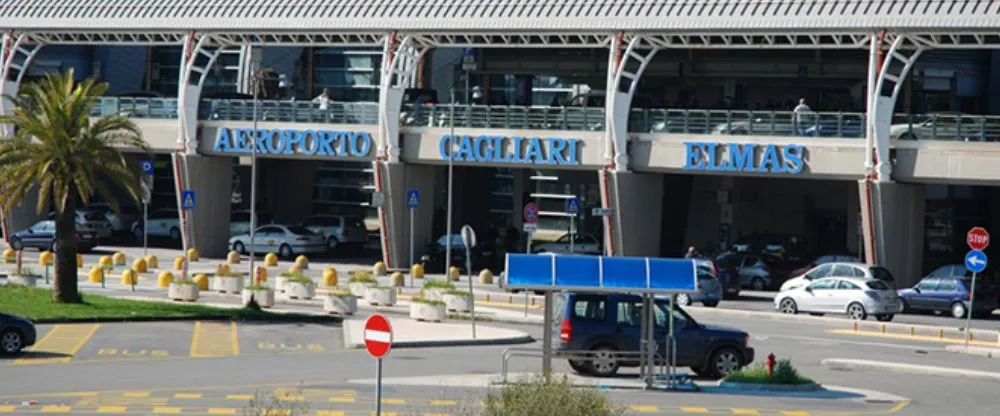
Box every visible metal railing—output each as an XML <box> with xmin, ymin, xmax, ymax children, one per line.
<box><xmin>85</xmin><ymin>97</ymin><xmax>1000</xmax><ymax>141</ymax></box>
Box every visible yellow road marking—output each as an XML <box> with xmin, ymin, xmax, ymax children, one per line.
<box><xmin>173</xmin><ymin>393</ymin><xmax>203</xmax><ymax>399</ymax></box>
<box><xmin>681</xmin><ymin>407</ymin><xmax>710</xmax><ymax>413</ymax></box>
<box><xmin>630</xmin><ymin>405</ymin><xmax>659</xmax><ymax>412</ymax></box>
<box><xmin>96</xmin><ymin>406</ymin><xmax>128</xmax><ymax>413</ymax></box>
<box><xmin>152</xmin><ymin>407</ymin><xmax>182</xmax><ymax>414</ymax></box>
<box><xmin>40</xmin><ymin>405</ymin><xmax>72</xmax><ymax>412</ymax></box>
<box><xmin>384</xmin><ymin>398</ymin><xmax>406</xmax><ymax>405</ymax></box>
<box><xmin>226</xmin><ymin>394</ymin><xmax>254</xmax><ymax>400</ymax></box>
<box><xmin>828</xmin><ymin>328</ymin><xmax>999</xmax><ymax>347</ymax></box>
<box><xmin>207</xmin><ymin>409</ymin><xmax>238</xmax><ymax>415</ymax></box>
<box><xmin>16</xmin><ymin>324</ymin><xmax>100</xmax><ymax>364</ymax></box>
<box><xmin>329</xmin><ymin>397</ymin><xmax>356</xmax><ymax>403</ymax></box>
<box><xmin>732</xmin><ymin>409</ymin><xmax>760</xmax><ymax>415</ymax></box>
<box><xmin>0</xmin><ymin>406</ymin><xmax>13</xmax><ymax>413</ymax></box>
<box><xmin>316</xmin><ymin>412</ymin><xmax>345</xmax><ymax>416</ymax></box>
<box><xmin>190</xmin><ymin>321</ymin><xmax>240</xmax><ymax>357</ymax></box>
<box><xmin>430</xmin><ymin>400</ymin><xmax>458</xmax><ymax>406</ymax></box>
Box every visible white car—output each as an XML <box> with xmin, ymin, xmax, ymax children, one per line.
<box><xmin>229</xmin><ymin>210</ymin><xmax>272</xmax><ymax>238</ymax></box>
<box><xmin>779</xmin><ymin>262</ymin><xmax>896</xmax><ymax>292</ymax></box>
<box><xmin>533</xmin><ymin>233</ymin><xmax>602</xmax><ymax>255</ymax></box>
<box><xmin>132</xmin><ymin>209</ymin><xmax>181</xmax><ymax>240</ymax></box>
<box><xmin>50</xmin><ymin>210</ymin><xmax>113</xmax><ymax>239</ymax></box>
<box><xmin>775</xmin><ymin>277</ymin><xmax>901</xmax><ymax>321</ymax></box>
<box><xmin>229</xmin><ymin>225</ymin><xmax>326</xmax><ymax>259</ymax></box>
<box><xmin>300</xmin><ymin>214</ymin><xmax>368</xmax><ymax>252</ymax></box>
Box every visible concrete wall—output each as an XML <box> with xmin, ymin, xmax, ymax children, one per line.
<box><xmin>183</xmin><ymin>155</ymin><xmax>233</xmax><ymax>258</ymax></box>
<box><xmin>893</xmin><ymin>140</ymin><xmax>1000</xmax><ymax>185</ymax></box>
<box><xmin>631</xmin><ymin>134</ymin><xmax>867</xmax><ymax>181</ymax></box>
<box><xmin>609</xmin><ymin>172</ymin><xmax>663</xmax><ymax>257</ymax></box>
<box><xmin>400</xmin><ymin>128</ymin><xmax>605</xmax><ymax>170</ymax></box>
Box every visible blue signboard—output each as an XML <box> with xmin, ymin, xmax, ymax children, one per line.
<box><xmin>439</xmin><ymin>134</ymin><xmax>580</xmax><ymax>166</ymax></box>
<box><xmin>683</xmin><ymin>142</ymin><xmax>805</xmax><ymax>174</ymax></box>
<box><xmin>213</xmin><ymin>127</ymin><xmax>373</xmax><ymax>158</ymax></box>
<box><xmin>406</xmin><ymin>189</ymin><xmax>420</xmax><ymax>209</ymax></box>
<box><xmin>181</xmin><ymin>190</ymin><xmax>195</xmax><ymax>210</ymax></box>
<box><xmin>504</xmin><ymin>253</ymin><xmax>697</xmax><ymax>294</ymax></box>
<box><xmin>566</xmin><ymin>197</ymin><xmax>581</xmax><ymax>215</ymax></box>
<box><xmin>139</xmin><ymin>159</ymin><xmax>154</xmax><ymax>176</ymax></box>
<box><xmin>966</xmin><ymin>250</ymin><xmax>988</xmax><ymax>273</ymax></box>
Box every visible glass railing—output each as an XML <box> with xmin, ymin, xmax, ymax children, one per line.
<box><xmin>87</xmin><ymin>97</ymin><xmax>1000</xmax><ymax>142</ymax></box>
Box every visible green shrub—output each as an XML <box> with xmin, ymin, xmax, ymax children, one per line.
<box><xmin>413</xmin><ymin>297</ymin><xmax>445</xmax><ymax>306</ymax></box>
<box><xmin>723</xmin><ymin>359</ymin><xmax>814</xmax><ymax>385</ymax></box>
<box><xmin>348</xmin><ymin>272</ymin><xmax>377</xmax><ymax>284</ymax></box>
<box><xmin>482</xmin><ymin>375</ymin><xmax>628</xmax><ymax>416</ymax></box>
<box><xmin>423</xmin><ymin>279</ymin><xmax>456</xmax><ymax>290</ymax></box>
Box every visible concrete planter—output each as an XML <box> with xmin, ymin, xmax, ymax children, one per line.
<box><xmin>212</xmin><ymin>276</ymin><xmax>244</xmax><ymax>294</ymax></box>
<box><xmin>324</xmin><ymin>295</ymin><xmax>357</xmax><ymax>315</ymax></box>
<box><xmin>409</xmin><ymin>302</ymin><xmax>447</xmax><ymax>323</ymax></box>
<box><xmin>365</xmin><ymin>287</ymin><xmax>397</xmax><ymax>306</ymax></box>
<box><xmin>718</xmin><ymin>381</ymin><xmax>821</xmax><ymax>392</ymax></box>
<box><xmin>242</xmin><ymin>289</ymin><xmax>275</xmax><ymax>308</ymax></box>
<box><xmin>283</xmin><ymin>281</ymin><xmax>316</xmax><ymax>300</ymax></box>
<box><xmin>443</xmin><ymin>293</ymin><xmax>473</xmax><ymax>312</ymax></box>
<box><xmin>422</xmin><ymin>287</ymin><xmax>448</xmax><ymax>301</ymax></box>
<box><xmin>7</xmin><ymin>274</ymin><xmax>39</xmax><ymax>287</ymax></box>
<box><xmin>168</xmin><ymin>284</ymin><xmax>199</xmax><ymax>302</ymax></box>
<box><xmin>349</xmin><ymin>282</ymin><xmax>374</xmax><ymax>297</ymax></box>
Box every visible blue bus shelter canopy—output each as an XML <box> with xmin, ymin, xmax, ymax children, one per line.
<box><xmin>504</xmin><ymin>253</ymin><xmax>697</xmax><ymax>294</ymax></box>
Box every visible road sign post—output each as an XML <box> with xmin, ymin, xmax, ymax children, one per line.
<box><xmin>965</xmin><ymin>226</ymin><xmax>990</xmax><ymax>348</ymax></box>
<box><xmin>406</xmin><ymin>189</ymin><xmax>419</xmax><ymax>287</ymax></box>
<box><xmin>461</xmin><ymin>224</ymin><xmax>478</xmax><ymax>339</ymax></box>
<box><xmin>140</xmin><ymin>159</ymin><xmax>154</xmax><ymax>258</ymax></box>
<box><xmin>566</xmin><ymin>197</ymin><xmax>580</xmax><ymax>254</ymax></box>
<box><xmin>523</xmin><ymin>202</ymin><xmax>539</xmax><ymax>254</ymax></box>
<box><xmin>364</xmin><ymin>314</ymin><xmax>393</xmax><ymax>416</ymax></box>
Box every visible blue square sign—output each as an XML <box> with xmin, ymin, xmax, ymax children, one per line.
<box><xmin>566</xmin><ymin>197</ymin><xmax>581</xmax><ymax>215</ymax></box>
<box><xmin>406</xmin><ymin>189</ymin><xmax>419</xmax><ymax>209</ymax></box>
<box><xmin>181</xmin><ymin>190</ymin><xmax>195</xmax><ymax>210</ymax></box>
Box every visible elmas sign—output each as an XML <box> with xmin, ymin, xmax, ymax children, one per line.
<box><xmin>439</xmin><ymin>134</ymin><xmax>581</xmax><ymax>165</ymax></box>
<box><xmin>683</xmin><ymin>142</ymin><xmax>805</xmax><ymax>174</ymax></box>
<box><xmin>212</xmin><ymin>127</ymin><xmax>373</xmax><ymax>158</ymax></box>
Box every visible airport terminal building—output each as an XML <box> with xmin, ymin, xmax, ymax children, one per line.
<box><xmin>4</xmin><ymin>1</ymin><xmax>1000</xmax><ymax>287</ymax></box>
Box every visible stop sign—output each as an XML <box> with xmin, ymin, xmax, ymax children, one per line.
<box><xmin>968</xmin><ymin>227</ymin><xmax>991</xmax><ymax>251</ymax></box>
<box><xmin>363</xmin><ymin>314</ymin><xmax>393</xmax><ymax>359</ymax></box>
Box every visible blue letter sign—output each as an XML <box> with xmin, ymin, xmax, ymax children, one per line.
<box><xmin>213</xmin><ymin>127</ymin><xmax>373</xmax><ymax>158</ymax></box>
<box><xmin>683</xmin><ymin>142</ymin><xmax>805</xmax><ymax>174</ymax></box>
<box><xmin>439</xmin><ymin>134</ymin><xmax>580</xmax><ymax>166</ymax></box>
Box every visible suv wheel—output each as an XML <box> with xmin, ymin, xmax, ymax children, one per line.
<box><xmin>586</xmin><ymin>345</ymin><xmax>620</xmax><ymax>377</ymax></box>
<box><xmin>707</xmin><ymin>347</ymin><xmax>744</xmax><ymax>378</ymax></box>
<box><xmin>0</xmin><ymin>329</ymin><xmax>24</xmax><ymax>355</ymax></box>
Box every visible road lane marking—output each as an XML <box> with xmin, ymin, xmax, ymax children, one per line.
<box><xmin>429</xmin><ymin>400</ymin><xmax>458</xmax><ymax>406</ymax></box>
<box><xmin>329</xmin><ymin>397</ymin><xmax>356</xmax><ymax>403</ymax></box>
<box><xmin>190</xmin><ymin>321</ymin><xmax>240</xmax><ymax>357</ymax></box>
<box><xmin>173</xmin><ymin>393</ymin><xmax>203</xmax><ymax>399</ymax></box>
<box><xmin>15</xmin><ymin>324</ymin><xmax>100</xmax><ymax>364</ymax></box>
<box><xmin>40</xmin><ymin>405</ymin><xmax>72</xmax><ymax>412</ymax></box>
<box><xmin>96</xmin><ymin>406</ymin><xmax>128</xmax><ymax>413</ymax></box>
<box><xmin>681</xmin><ymin>407</ymin><xmax>710</xmax><ymax>413</ymax></box>
<box><xmin>731</xmin><ymin>409</ymin><xmax>760</xmax><ymax>415</ymax></box>
<box><xmin>207</xmin><ymin>409</ymin><xmax>238</xmax><ymax>415</ymax></box>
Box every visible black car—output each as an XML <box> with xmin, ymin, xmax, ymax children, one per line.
<box><xmin>419</xmin><ymin>233</ymin><xmax>494</xmax><ymax>273</ymax></box>
<box><xmin>1</xmin><ymin>313</ymin><xmax>37</xmax><ymax>355</ymax></box>
<box><xmin>8</xmin><ymin>219</ymin><xmax>100</xmax><ymax>252</ymax></box>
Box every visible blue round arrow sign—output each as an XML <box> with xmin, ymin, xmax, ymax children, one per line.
<box><xmin>965</xmin><ymin>249</ymin><xmax>988</xmax><ymax>273</ymax></box>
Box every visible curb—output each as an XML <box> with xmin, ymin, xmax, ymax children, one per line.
<box><xmin>945</xmin><ymin>345</ymin><xmax>1000</xmax><ymax>359</ymax></box>
<box><xmin>341</xmin><ymin>320</ymin><xmax>534</xmax><ymax>350</ymax></box>
<box><xmin>820</xmin><ymin>358</ymin><xmax>1000</xmax><ymax>382</ymax></box>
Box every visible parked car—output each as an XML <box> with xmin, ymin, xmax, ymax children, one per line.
<box><xmin>898</xmin><ymin>276</ymin><xmax>999</xmax><ymax>319</ymax></box>
<box><xmin>229</xmin><ymin>225</ymin><xmax>326</xmax><ymax>259</ymax></box>
<box><xmin>229</xmin><ymin>210</ymin><xmax>273</xmax><ymax>238</ymax></box>
<box><xmin>779</xmin><ymin>262</ymin><xmax>895</xmax><ymax>292</ymax></box>
<box><xmin>775</xmin><ymin>277</ymin><xmax>900</xmax><ymax>321</ymax></box>
<box><xmin>0</xmin><ymin>313</ymin><xmax>37</xmax><ymax>355</ymax></box>
<box><xmin>85</xmin><ymin>203</ymin><xmax>140</xmax><ymax>234</ymax></box>
<box><xmin>670</xmin><ymin>266</ymin><xmax>722</xmax><ymax>307</ymax></box>
<box><xmin>420</xmin><ymin>233</ymin><xmax>493</xmax><ymax>273</ymax></box>
<box><xmin>7</xmin><ymin>220</ymin><xmax>100</xmax><ymax>252</ymax></box>
<box><xmin>555</xmin><ymin>293</ymin><xmax>754</xmax><ymax>378</ymax></box>
<box><xmin>300</xmin><ymin>214</ymin><xmax>368</xmax><ymax>253</ymax></box>
<box><xmin>714</xmin><ymin>251</ymin><xmax>775</xmax><ymax>291</ymax></box>
<box><xmin>532</xmin><ymin>233</ymin><xmax>602</xmax><ymax>255</ymax></box>
<box><xmin>131</xmin><ymin>208</ymin><xmax>181</xmax><ymax>240</ymax></box>
<box><xmin>50</xmin><ymin>210</ymin><xmax>113</xmax><ymax>239</ymax></box>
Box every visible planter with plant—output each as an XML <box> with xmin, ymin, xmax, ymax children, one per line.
<box><xmin>241</xmin><ymin>283</ymin><xmax>275</xmax><ymax>308</ymax></box>
<box><xmin>281</xmin><ymin>274</ymin><xmax>316</xmax><ymax>300</ymax></box>
<box><xmin>442</xmin><ymin>289</ymin><xmax>473</xmax><ymax>312</ymax></box>
<box><xmin>420</xmin><ymin>279</ymin><xmax>456</xmax><ymax>301</ymax></box>
<box><xmin>7</xmin><ymin>268</ymin><xmax>41</xmax><ymax>287</ymax></box>
<box><xmin>409</xmin><ymin>298</ymin><xmax>447</xmax><ymax>322</ymax></box>
<box><xmin>323</xmin><ymin>290</ymin><xmax>358</xmax><ymax>315</ymax></box>
<box><xmin>720</xmin><ymin>358</ymin><xmax>819</xmax><ymax>391</ymax></box>
<box><xmin>168</xmin><ymin>278</ymin><xmax>200</xmax><ymax>302</ymax></box>
<box><xmin>364</xmin><ymin>285</ymin><xmax>397</xmax><ymax>306</ymax></box>
<box><xmin>211</xmin><ymin>270</ymin><xmax>246</xmax><ymax>294</ymax></box>
<box><xmin>348</xmin><ymin>272</ymin><xmax>378</xmax><ymax>297</ymax></box>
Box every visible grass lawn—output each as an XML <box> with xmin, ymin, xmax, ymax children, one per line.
<box><xmin>0</xmin><ymin>285</ymin><xmax>340</xmax><ymax>323</ymax></box>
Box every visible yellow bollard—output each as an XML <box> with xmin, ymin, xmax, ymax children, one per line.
<box><xmin>193</xmin><ymin>274</ymin><xmax>209</xmax><ymax>291</ymax></box>
<box><xmin>157</xmin><ymin>271</ymin><xmax>174</xmax><ymax>288</ymax></box>
<box><xmin>98</xmin><ymin>255</ymin><xmax>113</xmax><ymax>267</ymax></box>
<box><xmin>390</xmin><ymin>271</ymin><xmax>405</xmax><ymax>287</ymax></box>
<box><xmin>133</xmin><ymin>258</ymin><xmax>148</xmax><ymax>273</ymax></box>
<box><xmin>173</xmin><ymin>256</ymin><xmax>185</xmax><ymax>270</ymax></box>
<box><xmin>322</xmin><ymin>267</ymin><xmax>338</xmax><ymax>287</ymax></box>
<box><xmin>145</xmin><ymin>255</ymin><xmax>159</xmax><ymax>269</ymax></box>
<box><xmin>478</xmin><ymin>269</ymin><xmax>494</xmax><ymax>285</ymax></box>
<box><xmin>216</xmin><ymin>263</ymin><xmax>232</xmax><ymax>276</ymax></box>
<box><xmin>187</xmin><ymin>248</ymin><xmax>200</xmax><ymax>262</ymax></box>
<box><xmin>77</xmin><ymin>253</ymin><xmax>84</xmax><ymax>268</ymax></box>
<box><xmin>264</xmin><ymin>252</ymin><xmax>279</xmax><ymax>267</ymax></box>
<box><xmin>448</xmin><ymin>266</ymin><xmax>460</xmax><ymax>281</ymax></box>
<box><xmin>112</xmin><ymin>251</ymin><xmax>127</xmax><ymax>266</ymax></box>
<box><xmin>2</xmin><ymin>248</ymin><xmax>15</xmax><ymax>264</ymax></box>
<box><xmin>295</xmin><ymin>255</ymin><xmax>309</xmax><ymax>269</ymax></box>
<box><xmin>121</xmin><ymin>269</ymin><xmax>138</xmax><ymax>285</ymax></box>
<box><xmin>39</xmin><ymin>250</ymin><xmax>54</xmax><ymax>266</ymax></box>
<box><xmin>373</xmin><ymin>261</ymin><xmax>387</xmax><ymax>276</ymax></box>
<box><xmin>227</xmin><ymin>250</ymin><xmax>241</xmax><ymax>264</ymax></box>
<box><xmin>411</xmin><ymin>263</ymin><xmax>425</xmax><ymax>279</ymax></box>
<box><xmin>88</xmin><ymin>267</ymin><xmax>104</xmax><ymax>283</ymax></box>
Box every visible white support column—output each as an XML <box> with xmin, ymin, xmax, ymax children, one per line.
<box><xmin>870</xmin><ymin>34</ymin><xmax>928</xmax><ymax>183</ymax></box>
<box><xmin>176</xmin><ymin>32</ymin><xmax>234</xmax><ymax>155</ymax></box>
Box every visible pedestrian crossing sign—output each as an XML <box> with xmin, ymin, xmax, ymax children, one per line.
<box><xmin>181</xmin><ymin>190</ymin><xmax>195</xmax><ymax>210</ymax></box>
<box><xmin>407</xmin><ymin>189</ymin><xmax>419</xmax><ymax>208</ymax></box>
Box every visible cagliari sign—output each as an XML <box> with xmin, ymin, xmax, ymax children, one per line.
<box><xmin>439</xmin><ymin>134</ymin><xmax>581</xmax><ymax>166</ymax></box>
<box><xmin>683</xmin><ymin>142</ymin><xmax>805</xmax><ymax>174</ymax></box>
<box><xmin>212</xmin><ymin>127</ymin><xmax>373</xmax><ymax>158</ymax></box>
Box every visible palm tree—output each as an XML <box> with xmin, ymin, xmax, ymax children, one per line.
<box><xmin>0</xmin><ymin>69</ymin><xmax>150</xmax><ymax>303</ymax></box>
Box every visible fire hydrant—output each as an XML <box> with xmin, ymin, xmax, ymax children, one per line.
<box><xmin>766</xmin><ymin>353</ymin><xmax>776</xmax><ymax>376</ymax></box>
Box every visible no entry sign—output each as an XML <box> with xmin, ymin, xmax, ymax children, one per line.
<box><xmin>967</xmin><ymin>227</ymin><xmax>991</xmax><ymax>251</ymax></box>
<box><xmin>364</xmin><ymin>314</ymin><xmax>393</xmax><ymax>359</ymax></box>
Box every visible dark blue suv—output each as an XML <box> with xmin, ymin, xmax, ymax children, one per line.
<box><xmin>554</xmin><ymin>293</ymin><xmax>754</xmax><ymax>378</ymax></box>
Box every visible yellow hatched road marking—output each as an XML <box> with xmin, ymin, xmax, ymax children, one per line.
<box><xmin>96</xmin><ymin>406</ymin><xmax>128</xmax><ymax>413</ymax></box>
<box><xmin>430</xmin><ymin>400</ymin><xmax>458</xmax><ymax>406</ymax></box>
<box><xmin>152</xmin><ymin>407</ymin><xmax>182</xmax><ymax>414</ymax></box>
<box><xmin>0</xmin><ymin>406</ymin><xmax>13</xmax><ymax>413</ymax></box>
<box><xmin>174</xmin><ymin>393</ymin><xmax>203</xmax><ymax>399</ymax></box>
<box><xmin>207</xmin><ymin>409</ymin><xmax>238</xmax><ymax>415</ymax></box>
<box><xmin>40</xmin><ymin>405</ymin><xmax>72</xmax><ymax>413</ymax></box>
<box><xmin>190</xmin><ymin>321</ymin><xmax>240</xmax><ymax>357</ymax></box>
<box><xmin>329</xmin><ymin>397</ymin><xmax>356</xmax><ymax>403</ymax></box>
<box><xmin>629</xmin><ymin>405</ymin><xmax>659</xmax><ymax>412</ymax></box>
<box><xmin>731</xmin><ymin>409</ymin><xmax>761</xmax><ymax>415</ymax></box>
<box><xmin>316</xmin><ymin>412</ymin><xmax>345</xmax><ymax>416</ymax></box>
<box><xmin>681</xmin><ymin>407</ymin><xmax>710</xmax><ymax>413</ymax></box>
<box><xmin>16</xmin><ymin>324</ymin><xmax>100</xmax><ymax>364</ymax></box>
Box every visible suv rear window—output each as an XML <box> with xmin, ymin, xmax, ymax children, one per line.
<box><xmin>571</xmin><ymin>298</ymin><xmax>606</xmax><ymax>321</ymax></box>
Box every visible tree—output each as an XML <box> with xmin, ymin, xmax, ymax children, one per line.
<box><xmin>0</xmin><ymin>69</ymin><xmax>150</xmax><ymax>303</ymax></box>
